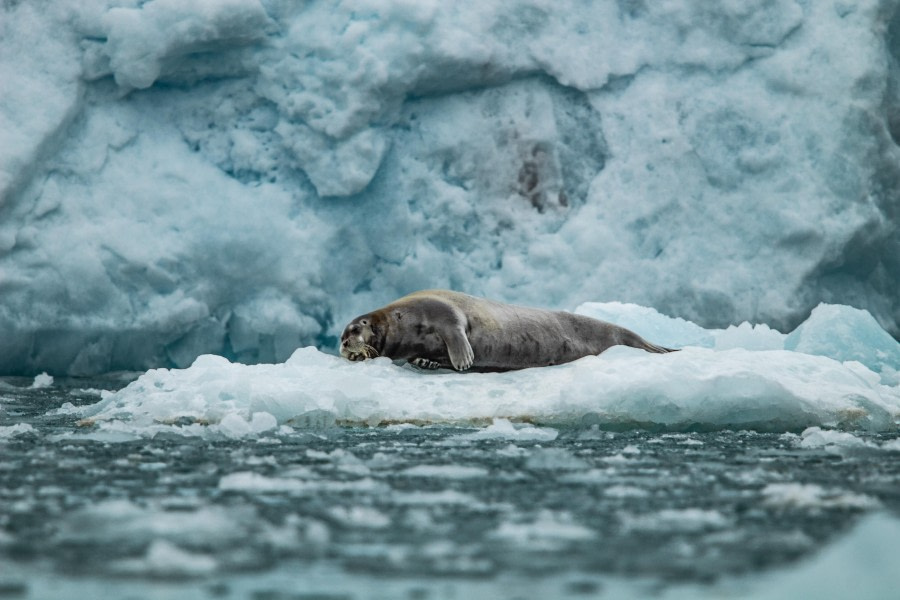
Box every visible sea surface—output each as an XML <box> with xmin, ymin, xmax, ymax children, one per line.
<box><xmin>1</xmin><ymin>375</ymin><xmax>899</xmax><ymax>599</ymax></box>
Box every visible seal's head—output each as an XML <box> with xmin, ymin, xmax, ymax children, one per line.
<box><xmin>340</xmin><ymin>314</ymin><xmax>382</xmax><ymax>361</ymax></box>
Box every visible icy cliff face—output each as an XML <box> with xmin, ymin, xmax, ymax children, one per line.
<box><xmin>1</xmin><ymin>0</ymin><xmax>899</xmax><ymax>375</ymax></box>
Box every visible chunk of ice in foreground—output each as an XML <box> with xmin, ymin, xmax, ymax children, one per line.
<box><xmin>77</xmin><ymin>342</ymin><xmax>900</xmax><ymax>438</ymax></box>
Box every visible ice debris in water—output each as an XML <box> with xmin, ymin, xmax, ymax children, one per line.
<box><xmin>0</xmin><ymin>424</ymin><xmax>34</xmax><ymax>438</ymax></box>
<box><xmin>2</xmin><ymin>1</ymin><xmax>900</xmax><ymax>379</ymax></box>
<box><xmin>761</xmin><ymin>483</ymin><xmax>880</xmax><ymax>510</ymax></box>
<box><xmin>619</xmin><ymin>509</ymin><xmax>732</xmax><ymax>533</ymax></box>
<box><xmin>70</xmin><ymin>303</ymin><xmax>900</xmax><ymax>438</ymax></box>
<box><xmin>450</xmin><ymin>418</ymin><xmax>559</xmax><ymax>442</ymax></box>
<box><xmin>110</xmin><ymin>540</ymin><xmax>217</xmax><ymax>578</ymax></box>
<box><xmin>400</xmin><ymin>465</ymin><xmax>489</xmax><ymax>479</ymax></box>
<box><xmin>490</xmin><ymin>510</ymin><xmax>596</xmax><ymax>549</ymax></box>
<box><xmin>798</xmin><ymin>427</ymin><xmax>871</xmax><ymax>450</ymax></box>
<box><xmin>29</xmin><ymin>372</ymin><xmax>53</xmax><ymax>389</ymax></box>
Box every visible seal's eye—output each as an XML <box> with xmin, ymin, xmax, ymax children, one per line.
<box><xmin>361</xmin><ymin>319</ymin><xmax>369</xmax><ymax>326</ymax></box>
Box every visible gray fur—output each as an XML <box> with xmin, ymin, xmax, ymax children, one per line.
<box><xmin>340</xmin><ymin>290</ymin><xmax>676</xmax><ymax>372</ymax></box>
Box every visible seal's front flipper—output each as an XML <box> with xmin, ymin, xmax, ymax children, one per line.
<box><xmin>411</xmin><ymin>357</ymin><xmax>442</xmax><ymax>370</ymax></box>
<box><xmin>443</xmin><ymin>326</ymin><xmax>475</xmax><ymax>371</ymax></box>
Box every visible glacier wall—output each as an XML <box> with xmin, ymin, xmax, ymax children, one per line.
<box><xmin>1</xmin><ymin>0</ymin><xmax>899</xmax><ymax>375</ymax></box>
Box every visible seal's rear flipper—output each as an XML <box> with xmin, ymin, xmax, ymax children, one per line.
<box><xmin>642</xmin><ymin>342</ymin><xmax>679</xmax><ymax>354</ymax></box>
<box><xmin>620</xmin><ymin>330</ymin><xmax>679</xmax><ymax>354</ymax></box>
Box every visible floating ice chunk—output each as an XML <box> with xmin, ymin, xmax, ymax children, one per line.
<box><xmin>216</xmin><ymin>411</ymin><xmax>277</xmax><ymax>438</ymax></box>
<box><xmin>327</xmin><ymin>506</ymin><xmax>391</xmax><ymax>530</ymax></box>
<box><xmin>29</xmin><ymin>372</ymin><xmax>53</xmax><ymax>389</ymax></box>
<box><xmin>451</xmin><ymin>418</ymin><xmax>558</xmax><ymax>442</ymax></box>
<box><xmin>881</xmin><ymin>438</ymin><xmax>900</xmax><ymax>451</ymax></box>
<box><xmin>798</xmin><ymin>427</ymin><xmax>870</xmax><ymax>450</ymax></box>
<box><xmin>785</xmin><ymin>304</ymin><xmax>900</xmax><ymax>381</ymax></box>
<box><xmin>400</xmin><ymin>465</ymin><xmax>488</xmax><ymax>479</ymax></box>
<box><xmin>49</xmin><ymin>499</ymin><xmax>321</xmax><ymax>577</ymax></box>
<box><xmin>77</xmin><ymin>344</ymin><xmax>900</xmax><ymax>439</ymax></box>
<box><xmin>305</xmin><ymin>449</ymin><xmax>370</xmax><ymax>475</ymax></box>
<box><xmin>602</xmin><ymin>452</ymin><xmax>640</xmax><ymax>465</ymax></box>
<box><xmin>761</xmin><ymin>483</ymin><xmax>880</xmax><ymax>510</ymax></box>
<box><xmin>491</xmin><ymin>510</ymin><xmax>595</xmax><ymax>549</ymax></box>
<box><xmin>558</xmin><ymin>469</ymin><xmax>615</xmax><ymax>484</ymax></box>
<box><xmin>392</xmin><ymin>490</ymin><xmax>482</xmax><ymax>507</ymax></box>
<box><xmin>383</xmin><ymin>423</ymin><xmax>420</xmax><ymax>432</ymax></box>
<box><xmin>55</xmin><ymin>499</ymin><xmax>270</xmax><ymax>549</ymax></box>
<box><xmin>525</xmin><ymin>448</ymin><xmax>590</xmax><ymax>471</ymax></box>
<box><xmin>620</xmin><ymin>509</ymin><xmax>731</xmax><ymax>533</ymax></box>
<box><xmin>0</xmin><ymin>424</ymin><xmax>34</xmax><ymax>438</ymax></box>
<box><xmin>575</xmin><ymin>302</ymin><xmax>714</xmax><ymax>348</ymax></box>
<box><xmin>218</xmin><ymin>471</ymin><xmax>307</xmax><ymax>493</ymax></box>
<box><xmin>496</xmin><ymin>444</ymin><xmax>530</xmax><ymax>458</ymax></box>
<box><xmin>603</xmin><ymin>485</ymin><xmax>650</xmax><ymax>498</ymax></box>
<box><xmin>110</xmin><ymin>539</ymin><xmax>217</xmax><ymax>577</ymax></box>
<box><xmin>218</xmin><ymin>471</ymin><xmax>386</xmax><ymax>495</ymax></box>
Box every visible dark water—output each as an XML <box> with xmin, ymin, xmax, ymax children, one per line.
<box><xmin>1</xmin><ymin>376</ymin><xmax>899</xmax><ymax>599</ymax></box>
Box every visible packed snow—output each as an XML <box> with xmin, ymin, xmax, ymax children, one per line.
<box><xmin>72</xmin><ymin>303</ymin><xmax>900</xmax><ymax>437</ymax></box>
<box><xmin>1</xmin><ymin>0</ymin><xmax>899</xmax><ymax>376</ymax></box>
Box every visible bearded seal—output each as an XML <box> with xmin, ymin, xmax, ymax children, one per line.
<box><xmin>339</xmin><ymin>290</ymin><xmax>676</xmax><ymax>372</ymax></box>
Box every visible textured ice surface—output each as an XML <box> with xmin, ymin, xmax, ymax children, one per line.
<box><xmin>785</xmin><ymin>304</ymin><xmax>900</xmax><ymax>384</ymax></box>
<box><xmin>581</xmin><ymin>302</ymin><xmax>900</xmax><ymax>381</ymax></box>
<box><xmin>2</xmin><ymin>1</ymin><xmax>900</xmax><ymax>376</ymax></box>
<box><xmin>72</xmin><ymin>302</ymin><xmax>900</xmax><ymax>438</ymax></box>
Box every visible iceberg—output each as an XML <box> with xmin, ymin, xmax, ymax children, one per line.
<box><xmin>1</xmin><ymin>1</ymin><xmax>899</xmax><ymax>376</ymax></box>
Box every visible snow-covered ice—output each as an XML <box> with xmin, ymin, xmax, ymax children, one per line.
<box><xmin>73</xmin><ymin>303</ymin><xmax>900</xmax><ymax>437</ymax></box>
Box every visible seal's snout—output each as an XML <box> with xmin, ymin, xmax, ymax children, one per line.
<box><xmin>339</xmin><ymin>315</ymin><xmax>380</xmax><ymax>362</ymax></box>
<box><xmin>339</xmin><ymin>334</ymin><xmax>366</xmax><ymax>361</ymax></box>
